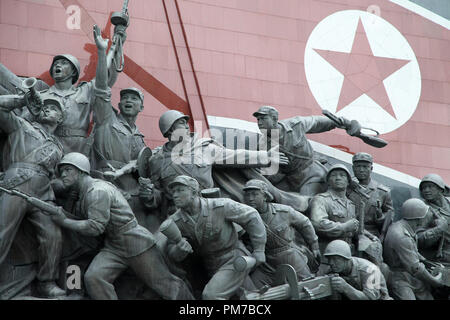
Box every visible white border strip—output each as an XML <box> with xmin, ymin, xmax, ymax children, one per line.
<box><xmin>389</xmin><ymin>0</ymin><xmax>450</xmax><ymax>30</ymax></box>
<box><xmin>208</xmin><ymin>115</ymin><xmax>422</xmax><ymax>188</ymax></box>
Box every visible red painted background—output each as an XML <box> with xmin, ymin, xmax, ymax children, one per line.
<box><xmin>0</xmin><ymin>0</ymin><xmax>449</xmax><ymax>181</ymax></box>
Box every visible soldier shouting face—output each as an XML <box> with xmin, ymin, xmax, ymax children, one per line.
<box><xmin>51</xmin><ymin>58</ymin><xmax>76</xmax><ymax>82</ymax></box>
<box><xmin>118</xmin><ymin>91</ymin><xmax>143</xmax><ymax>118</ymax></box>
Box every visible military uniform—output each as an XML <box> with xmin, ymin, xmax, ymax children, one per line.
<box><xmin>334</xmin><ymin>257</ymin><xmax>391</xmax><ymax>300</ymax></box>
<box><xmin>90</xmin><ymin>87</ymin><xmax>153</xmax><ymax>229</ymax></box>
<box><xmin>417</xmin><ymin>196</ymin><xmax>450</xmax><ymax>263</ymax></box>
<box><xmin>0</xmin><ymin>109</ymin><xmax>63</xmax><ymax>285</ymax></box>
<box><xmin>250</xmin><ymin>203</ymin><xmax>318</xmax><ymax>287</ymax></box>
<box><xmin>310</xmin><ymin>191</ymin><xmax>357</xmax><ymax>251</ymax></box>
<box><xmin>75</xmin><ymin>178</ymin><xmax>193</xmax><ymax>300</ymax></box>
<box><xmin>261</xmin><ymin>115</ymin><xmax>336</xmax><ymax>196</ymax></box>
<box><xmin>383</xmin><ymin>220</ymin><xmax>434</xmax><ymax>300</ymax></box>
<box><xmin>38</xmin><ymin>82</ymin><xmax>94</xmax><ymax>155</ymax></box>
<box><xmin>168</xmin><ymin>197</ymin><xmax>266</xmax><ymax>300</ymax></box>
<box><xmin>347</xmin><ymin>179</ymin><xmax>394</xmax><ymax>238</ymax></box>
<box><xmin>144</xmin><ymin>135</ymin><xmax>270</xmax><ymax>215</ymax></box>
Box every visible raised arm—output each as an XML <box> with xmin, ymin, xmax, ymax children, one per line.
<box><xmin>92</xmin><ymin>24</ymin><xmax>114</xmax><ymax>125</ymax></box>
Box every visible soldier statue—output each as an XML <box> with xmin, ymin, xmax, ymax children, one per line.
<box><xmin>89</xmin><ymin>25</ymin><xmax>156</xmax><ymax>232</ymax></box>
<box><xmin>46</xmin><ymin>153</ymin><xmax>194</xmax><ymax>300</ymax></box>
<box><xmin>323</xmin><ymin>240</ymin><xmax>391</xmax><ymax>300</ymax></box>
<box><xmin>347</xmin><ymin>152</ymin><xmax>394</xmax><ymax>240</ymax></box>
<box><xmin>140</xmin><ymin>110</ymin><xmax>287</xmax><ymax>217</ymax></box>
<box><xmin>251</xmin><ymin>105</ymin><xmax>361</xmax><ymax>196</ymax></box>
<box><xmin>309</xmin><ymin>164</ymin><xmax>359</xmax><ymax>252</ymax></box>
<box><xmin>163</xmin><ymin>175</ymin><xmax>267</xmax><ymax>300</ymax></box>
<box><xmin>0</xmin><ymin>95</ymin><xmax>65</xmax><ymax>297</ymax></box>
<box><xmin>383</xmin><ymin>198</ymin><xmax>446</xmax><ymax>300</ymax></box>
<box><xmin>417</xmin><ymin>174</ymin><xmax>450</xmax><ymax>263</ymax></box>
<box><xmin>242</xmin><ymin>179</ymin><xmax>320</xmax><ymax>287</ymax></box>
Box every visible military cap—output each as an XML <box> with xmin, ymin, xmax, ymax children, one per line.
<box><xmin>352</xmin><ymin>152</ymin><xmax>373</xmax><ymax>164</ymax></box>
<box><xmin>252</xmin><ymin>105</ymin><xmax>279</xmax><ymax>118</ymax></box>
<box><xmin>42</xmin><ymin>96</ymin><xmax>66</xmax><ymax>120</ymax></box>
<box><xmin>120</xmin><ymin>87</ymin><xmax>144</xmax><ymax>103</ymax></box>
<box><xmin>168</xmin><ymin>175</ymin><xmax>200</xmax><ymax>193</ymax></box>
<box><xmin>243</xmin><ymin>179</ymin><xmax>274</xmax><ymax>202</ymax></box>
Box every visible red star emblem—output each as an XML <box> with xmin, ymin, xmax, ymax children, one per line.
<box><xmin>314</xmin><ymin>18</ymin><xmax>411</xmax><ymax>119</ymax></box>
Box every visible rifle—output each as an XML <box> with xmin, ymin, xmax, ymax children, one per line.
<box><xmin>0</xmin><ymin>186</ymin><xmax>81</xmax><ymax>220</ymax></box>
<box><xmin>241</xmin><ymin>264</ymin><xmax>335</xmax><ymax>300</ymax></box>
<box><xmin>322</xmin><ymin>109</ymin><xmax>388</xmax><ymax>148</ymax></box>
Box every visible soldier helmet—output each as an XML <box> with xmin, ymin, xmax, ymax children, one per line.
<box><xmin>57</xmin><ymin>152</ymin><xmax>91</xmax><ymax>176</ymax></box>
<box><xmin>352</xmin><ymin>152</ymin><xmax>373</xmax><ymax>164</ymax></box>
<box><xmin>243</xmin><ymin>179</ymin><xmax>274</xmax><ymax>202</ymax></box>
<box><xmin>159</xmin><ymin>110</ymin><xmax>190</xmax><ymax>137</ymax></box>
<box><xmin>326</xmin><ymin>163</ymin><xmax>352</xmax><ymax>182</ymax></box>
<box><xmin>168</xmin><ymin>175</ymin><xmax>199</xmax><ymax>193</ymax></box>
<box><xmin>419</xmin><ymin>174</ymin><xmax>449</xmax><ymax>193</ymax></box>
<box><xmin>120</xmin><ymin>87</ymin><xmax>144</xmax><ymax>103</ymax></box>
<box><xmin>252</xmin><ymin>105</ymin><xmax>279</xmax><ymax>118</ymax></box>
<box><xmin>324</xmin><ymin>240</ymin><xmax>352</xmax><ymax>260</ymax></box>
<box><xmin>401</xmin><ymin>198</ymin><xmax>429</xmax><ymax>220</ymax></box>
<box><xmin>50</xmin><ymin>54</ymin><xmax>81</xmax><ymax>84</ymax></box>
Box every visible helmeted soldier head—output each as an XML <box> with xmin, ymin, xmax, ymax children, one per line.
<box><xmin>169</xmin><ymin>175</ymin><xmax>200</xmax><ymax>209</ymax></box>
<box><xmin>57</xmin><ymin>152</ymin><xmax>91</xmax><ymax>189</ymax></box>
<box><xmin>253</xmin><ymin>105</ymin><xmax>279</xmax><ymax>130</ymax></box>
<box><xmin>324</xmin><ymin>240</ymin><xmax>352</xmax><ymax>273</ymax></box>
<box><xmin>159</xmin><ymin>110</ymin><xmax>190</xmax><ymax>139</ymax></box>
<box><xmin>401</xmin><ymin>198</ymin><xmax>429</xmax><ymax>220</ymax></box>
<box><xmin>326</xmin><ymin>164</ymin><xmax>351</xmax><ymax>191</ymax></box>
<box><xmin>419</xmin><ymin>174</ymin><xmax>449</xmax><ymax>201</ymax></box>
<box><xmin>118</xmin><ymin>87</ymin><xmax>144</xmax><ymax>118</ymax></box>
<box><xmin>352</xmin><ymin>152</ymin><xmax>373</xmax><ymax>182</ymax></box>
<box><xmin>243</xmin><ymin>179</ymin><xmax>274</xmax><ymax>212</ymax></box>
<box><xmin>37</xmin><ymin>97</ymin><xmax>65</xmax><ymax>125</ymax></box>
<box><xmin>50</xmin><ymin>54</ymin><xmax>80</xmax><ymax>84</ymax></box>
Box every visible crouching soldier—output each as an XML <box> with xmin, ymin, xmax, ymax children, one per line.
<box><xmin>323</xmin><ymin>240</ymin><xmax>391</xmax><ymax>300</ymax></box>
<box><xmin>242</xmin><ymin>179</ymin><xmax>320</xmax><ymax>287</ymax></box>
<box><xmin>48</xmin><ymin>153</ymin><xmax>194</xmax><ymax>300</ymax></box>
<box><xmin>164</xmin><ymin>175</ymin><xmax>267</xmax><ymax>300</ymax></box>
<box><xmin>383</xmin><ymin>198</ymin><xmax>446</xmax><ymax>300</ymax></box>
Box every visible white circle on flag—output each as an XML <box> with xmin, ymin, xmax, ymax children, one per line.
<box><xmin>304</xmin><ymin>10</ymin><xmax>421</xmax><ymax>134</ymax></box>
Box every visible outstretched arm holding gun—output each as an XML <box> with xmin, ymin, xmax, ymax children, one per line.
<box><xmin>0</xmin><ymin>186</ymin><xmax>100</xmax><ymax>236</ymax></box>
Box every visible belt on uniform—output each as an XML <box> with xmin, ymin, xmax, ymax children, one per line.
<box><xmin>55</xmin><ymin>127</ymin><xmax>87</xmax><ymax>137</ymax></box>
<box><xmin>114</xmin><ymin>218</ymin><xmax>138</xmax><ymax>234</ymax></box>
<box><xmin>8</xmin><ymin>162</ymin><xmax>50</xmax><ymax>177</ymax></box>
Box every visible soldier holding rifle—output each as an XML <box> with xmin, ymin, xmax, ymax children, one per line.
<box><xmin>42</xmin><ymin>152</ymin><xmax>194</xmax><ymax>300</ymax></box>
<box><xmin>0</xmin><ymin>94</ymin><xmax>65</xmax><ymax>298</ymax></box>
